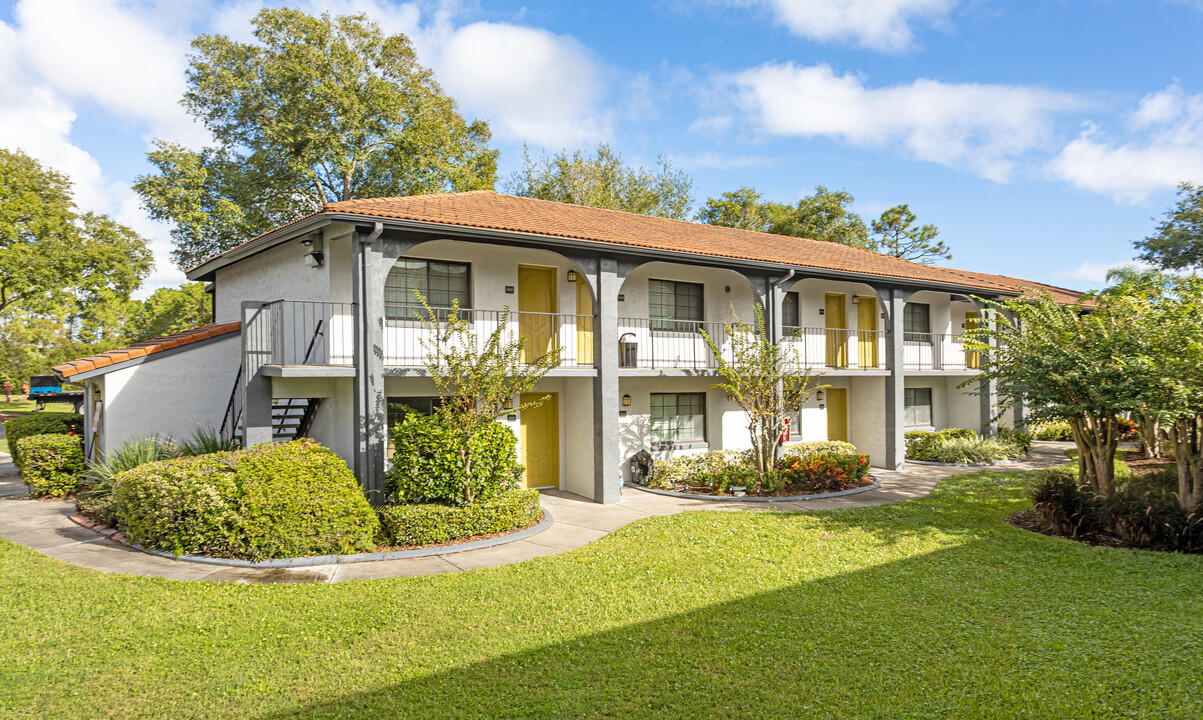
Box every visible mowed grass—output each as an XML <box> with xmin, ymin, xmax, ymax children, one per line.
<box><xmin>1</xmin><ymin>470</ymin><xmax>1201</xmax><ymax>719</ymax></box>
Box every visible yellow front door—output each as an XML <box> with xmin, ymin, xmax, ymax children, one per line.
<box><xmin>857</xmin><ymin>296</ymin><xmax>878</xmax><ymax>368</ymax></box>
<box><xmin>964</xmin><ymin>311</ymin><xmax>980</xmax><ymax>369</ymax></box>
<box><xmin>826</xmin><ymin>388</ymin><xmax>848</xmax><ymax>442</ymax></box>
<box><xmin>576</xmin><ymin>275</ymin><xmax>594</xmax><ymax>366</ymax></box>
<box><xmin>518</xmin><ymin>266</ymin><xmax>557</xmax><ymax>364</ymax></box>
<box><xmin>825</xmin><ymin>293</ymin><xmax>847</xmax><ymax>367</ymax></box>
<box><xmin>520</xmin><ymin>392</ymin><xmax>559</xmax><ymax>489</ymax></box>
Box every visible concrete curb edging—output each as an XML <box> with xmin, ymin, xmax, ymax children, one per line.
<box><xmin>906</xmin><ymin>454</ymin><xmax>1032</xmax><ymax>468</ymax></box>
<box><xmin>625</xmin><ymin>478</ymin><xmax>882</xmax><ymax>503</ymax></box>
<box><xmin>68</xmin><ymin>510</ymin><xmax>554</xmax><ymax>568</ymax></box>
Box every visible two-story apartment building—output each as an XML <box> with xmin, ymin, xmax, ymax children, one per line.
<box><xmin>53</xmin><ymin>191</ymin><xmax>1080</xmax><ymax>504</ymax></box>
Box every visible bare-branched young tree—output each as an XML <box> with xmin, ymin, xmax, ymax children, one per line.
<box><xmin>418</xmin><ymin>295</ymin><xmax>560</xmax><ymax>503</ymax></box>
<box><xmin>701</xmin><ymin>303</ymin><xmax>826</xmax><ymax>492</ymax></box>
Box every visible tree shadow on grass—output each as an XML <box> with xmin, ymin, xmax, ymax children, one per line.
<box><xmin>260</xmin><ymin>534</ymin><xmax>1202</xmax><ymax>720</ymax></box>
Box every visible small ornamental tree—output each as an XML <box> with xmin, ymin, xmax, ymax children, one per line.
<box><xmin>1131</xmin><ymin>275</ymin><xmax>1203</xmax><ymax>510</ymax></box>
<box><xmin>701</xmin><ymin>304</ymin><xmax>825</xmax><ymax>492</ymax></box>
<box><xmin>418</xmin><ymin>295</ymin><xmax>560</xmax><ymax>504</ymax></box>
<box><xmin>965</xmin><ymin>292</ymin><xmax>1152</xmax><ymax>495</ymax></box>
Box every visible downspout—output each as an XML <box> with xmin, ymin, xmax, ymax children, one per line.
<box><xmin>358</xmin><ymin>222</ymin><xmax>384</xmax><ymax>496</ymax></box>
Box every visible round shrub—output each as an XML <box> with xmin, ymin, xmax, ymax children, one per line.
<box><xmin>1030</xmin><ymin>420</ymin><xmax>1074</xmax><ymax>441</ymax></box>
<box><xmin>387</xmin><ymin>412</ymin><xmax>521</xmax><ymax>505</ymax></box>
<box><xmin>378</xmin><ymin>489</ymin><xmax>542</xmax><ymax>547</ymax></box>
<box><xmin>5</xmin><ymin>412</ymin><xmax>83</xmax><ymax>470</ymax></box>
<box><xmin>16</xmin><ymin>433</ymin><xmax>85</xmax><ymax>498</ymax></box>
<box><xmin>776</xmin><ymin>452</ymin><xmax>871</xmax><ymax>492</ymax></box>
<box><xmin>113</xmin><ymin>439</ymin><xmax>379</xmax><ymax>560</ymax></box>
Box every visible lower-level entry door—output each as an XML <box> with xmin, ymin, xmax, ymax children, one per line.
<box><xmin>520</xmin><ymin>392</ymin><xmax>559</xmax><ymax>489</ymax></box>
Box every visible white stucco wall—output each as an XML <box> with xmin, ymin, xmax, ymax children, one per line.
<box><xmin>944</xmin><ymin>376</ymin><xmax>984</xmax><ymax>432</ymax></box>
<box><xmin>618</xmin><ymin>262</ymin><xmax>760</xmax><ymax>323</ymax></box>
<box><xmin>381</xmin><ymin>375</ymin><xmax>594</xmax><ymax>498</ymax></box>
<box><xmin>848</xmin><ymin>376</ymin><xmax>886</xmax><ymax>465</ymax></box>
<box><xmin>214</xmin><ymin>241</ymin><xmax>332</xmax><ymax>322</ymax></box>
<box><xmin>98</xmin><ymin>335</ymin><xmax>241</xmax><ymax>452</ymax></box>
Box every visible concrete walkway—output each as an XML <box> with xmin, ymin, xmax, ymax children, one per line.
<box><xmin>0</xmin><ymin>445</ymin><xmax>1069</xmax><ymax>584</ymax></box>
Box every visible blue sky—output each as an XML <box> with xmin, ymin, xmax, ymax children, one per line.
<box><xmin>2</xmin><ymin>0</ymin><xmax>1202</xmax><ymax>295</ymax></box>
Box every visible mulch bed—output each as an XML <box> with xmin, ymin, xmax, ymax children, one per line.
<box><xmin>1005</xmin><ymin>509</ymin><xmax>1136</xmax><ymax>551</ymax></box>
<box><xmin>661</xmin><ymin>476</ymin><xmax>876</xmax><ymax>498</ymax></box>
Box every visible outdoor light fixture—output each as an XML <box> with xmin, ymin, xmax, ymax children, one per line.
<box><xmin>852</xmin><ymin>296</ymin><xmax>860</xmax><ymax>304</ymax></box>
<box><xmin>816</xmin><ymin>390</ymin><xmax>825</xmax><ymax>401</ymax></box>
<box><xmin>567</xmin><ymin>269</ymin><xmax>578</xmax><ymax>282</ymax></box>
<box><xmin>302</xmin><ymin>236</ymin><xmax>324</xmax><ymax>268</ymax></box>
<box><xmin>502</xmin><ymin>396</ymin><xmax>513</xmax><ymax>410</ymax></box>
<box><xmin>622</xmin><ymin>394</ymin><xmax>632</xmax><ymax>407</ymax></box>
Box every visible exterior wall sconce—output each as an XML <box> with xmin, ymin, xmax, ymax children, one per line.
<box><xmin>301</xmin><ymin>236</ymin><xmax>324</xmax><ymax>268</ymax></box>
<box><xmin>502</xmin><ymin>396</ymin><xmax>513</xmax><ymax>410</ymax></box>
<box><xmin>622</xmin><ymin>394</ymin><xmax>632</xmax><ymax>407</ymax></box>
<box><xmin>816</xmin><ymin>390</ymin><xmax>825</xmax><ymax>401</ymax></box>
<box><xmin>567</xmin><ymin>269</ymin><xmax>578</xmax><ymax>282</ymax></box>
<box><xmin>851</xmin><ymin>296</ymin><xmax>860</xmax><ymax>304</ymax></box>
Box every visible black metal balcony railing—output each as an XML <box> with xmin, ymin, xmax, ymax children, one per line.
<box><xmin>243</xmin><ymin>301</ymin><xmax>983</xmax><ymax>373</ymax></box>
<box><xmin>383</xmin><ymin>305</ymin><xmax>595</xmax><ymax>368</ymax></box>
<box><xmin>903</xmin><ymin>332</ymin><xmax>981</xmax><ymax>371</ymax></box>
<box><xmin>780</xmin><ymin>327</ymin><xmax>886</xmax><ymax>370</ymax></box>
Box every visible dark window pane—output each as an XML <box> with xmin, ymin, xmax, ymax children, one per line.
<box><xmin>649</xmin><ymin>279</ymin><xmax>704</xmax><ymax>330</ymax></box>
<box><xmin>904</xmin><ymin>387</ymin><xmax>932</xmax><ymax>427</ymax></box>
<box><xmin>904</xmin><ymin>303</ymin><xmax>931</xmax><ymax>334</ymax></box>
<box><xmin>649</xmin><ymin>392</ymin><xmax>706</xmax><ymax>442</ymax></box>
<box><xmin>783</xmin><ymin>292</ymin><xmax>799</xmax><ymax>328</ymax></box>
<box><xmin>385</xmin><ymin>259</ymin><xmax>470</xmax><ymax>319</ymax></box>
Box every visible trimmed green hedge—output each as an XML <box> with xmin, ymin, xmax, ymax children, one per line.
<box><xmin>782</xmin><ymin>440</ymin><xmax>858</xmax><ymax>458</ymax></box>
<box><xmin>5</xmin><ymin>412</ymin><xmax>83</xmax><ymax>470</ymax></box>
<box><xmin>904</xmin><ymin>428</ymin><xmax>977</xmax><ymax>460</ymax></box>
<box><xmin>378</xmin><ymin>489</ymin><xmax>542</xmax><ymax>547</ymax></box>
<box><xmin>113</xmin><ymin>439</ymin><xmax>379</xmax><ymax>560</ymax></box>
<box><xmin>16</xmin><ymin>434</ymin><xmax>85</xmax><ymax>498</ymax></box>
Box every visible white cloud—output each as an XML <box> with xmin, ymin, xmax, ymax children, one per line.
<box><xmin>428</xmin><ymin>21</ymin><xmax>609</xmax><ymax>148</ymax></box>
<box><xmin>750</xmin><ymin>0</ymin><xmax>958</xmax><ymax>52</ymax></box>
<box><xmin>1047</xmin><ymin>83</ymin><xmax>1203</xmax><ymax>204</ymax></box>
<box><xmin>729</xmin><ymin>62</ymin><xmax>1082</xmax><ymax>181</ymax></box>
<box><xmin>13</xmin><ymin>0</ymin><xmax>208</xmax><ymax>146</ymax></box>
<box><xmin>669</xmin><ymin>151</ymin><xmax>775</xmax><ymax>170</ymax></box>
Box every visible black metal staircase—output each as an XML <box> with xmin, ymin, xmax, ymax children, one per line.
<box><xmin>219</xmin><ymin>319</ymin><xmax>327</xmax><ymax>447</ymax></box>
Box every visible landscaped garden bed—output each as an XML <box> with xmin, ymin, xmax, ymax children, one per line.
<box><xmin>1010</xmin><ymin>450</ymin><xmax>1202</xmax><ymax>554</ymax></box>
<box><xmin>635</xmin><ymin>441</ymin><xmax>876</xmax><ymax>499</ymax></box>
<box><xmin>904</xmin><ymin>427</ymin><xmax>1029</xmax><ymax>465</ymax></box>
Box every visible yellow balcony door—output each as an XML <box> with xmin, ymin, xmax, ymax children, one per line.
<box><xmin>965</xmin><ymin>311</ymin><xmax>981</xmax><ymax>369</ymax></box>
<box><xmin>857</xmin><ymin>295</ymin><xmax>878</xmax><ymax>368</ymax></box>
<box><xmin>518</xmin><ymin>265</ymin><xmax>557</xmax><ymax>364</ymax></box>
<box><xmin>826</xmin><ymin>388</ymin><xmax>848</xmax><ymax>442</ymax></box>
<box><xmin>825</xmin><ymin>293</ymin><xmax>847</xmax><ymax>367</ymax></box>
<box><xmin>576</xmin><ymin>275</ymin><xmax>594</xmax><ymax>365</ymax></box>
<box><xmin>520</xmin><ymin>392</ymin><xmax>559</xmax><ymax>489</ymax></box>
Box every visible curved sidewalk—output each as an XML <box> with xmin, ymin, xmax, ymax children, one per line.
<box><xmin>0</xmin><ymin>445</ymin><xmax>1068</xmax><ymax>584</ymax></box>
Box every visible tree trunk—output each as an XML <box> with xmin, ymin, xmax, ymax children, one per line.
<box><xmin>1172</xmin><ymin>414</ymin><xmax>1203</xmax><ymax>511</ymax></box>
<box><xmin>1136</xmin><ymin>410</ymin><xmax>1161</xmax><ymax>459</ymax></box>
<box><xmin>1069</xmin><ymin>413</ymin><xmax>1118</xmax><ymax>495</ymax></box>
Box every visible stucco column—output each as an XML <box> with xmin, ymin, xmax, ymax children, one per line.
<box><xmin>975</xmin><ymin>302</ymin><xmax>1000</xmax><ymax>438</ymax></box>
<box><xmin>593</xmin><ymin>257</ymin><xmax>621</xmax><ymax>504</ymax></box>
<box><xmin>877</xmin><ymin>287</ymin><xmax>910</xmax><ymax>470</ymax></box>
<box><xmin>240</xmin><ymin>301</ymin><xmax>274</xmax><ymax>448</ymax></box>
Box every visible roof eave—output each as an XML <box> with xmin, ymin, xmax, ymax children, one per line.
<box><xmin>185</xmin><ymin>215</ymin><xmax>335</xmax><ymax>282</ymax></box>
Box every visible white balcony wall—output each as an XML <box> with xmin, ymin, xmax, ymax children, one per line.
<box><xmin>619</xmin><ymin>262</ymin><xmax>761</xmax><ymax>323</ymax></box>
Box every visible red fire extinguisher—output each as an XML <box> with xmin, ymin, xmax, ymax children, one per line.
<box><xmin>779</xmin><ymin>417</ymin><xmax>791</xmax><ymax>443</ymax></box>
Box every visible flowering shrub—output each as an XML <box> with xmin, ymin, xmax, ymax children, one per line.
<box><xmin>1116</xmin><ymin>416</ymin><xmax>1138</xmax><ymax>442</ymax></box>
<box><xmin>645</xmin><ymin>451</ymin><xmax>740</xmax><ymax>489</ymax></box>
<box><xmin>1029</xmin><ymin>420</ymin><xmax>1074</xmax><ymax>441</ymax></box>
<box><xmin>777</xmin><ymin>452</ymin><xmax>871</xmax><ymax>492</ymax></box>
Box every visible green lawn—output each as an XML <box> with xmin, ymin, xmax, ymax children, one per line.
<box><xmin>1</xmin><ymin>470</ymin><xmax>1200</xmax><ymax>719</ymax></box>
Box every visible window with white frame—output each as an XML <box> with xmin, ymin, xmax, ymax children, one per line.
<box><xmin>385</xmin><ymin>259</ymin><xmax>470</xmax><ymax>319</ymax></box>
<box><xmin>904</xmin><ymin>387</ymin><xmax>933</xmax><ymax>428</ymax></box>
<box><xmin>650</xmin><ymin>392</ymin><xmax>706</xmax><ymax>443</ymax></box>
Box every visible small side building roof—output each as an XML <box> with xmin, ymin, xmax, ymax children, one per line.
<box><xmin>52</xmin><ymin>321</ymin><xmax>241</xmax><ymax>379</ymax></box>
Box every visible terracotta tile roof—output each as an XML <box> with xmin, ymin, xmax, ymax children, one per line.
<box><xmin>53</xmin><ymin>322</ymin><xmax>241</xmax><ymax>379</ymax></box>
<box><xmin>320</xmin><ymin>191</ymin><xmax>1078</xmax><ymax>299</ymax></box>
